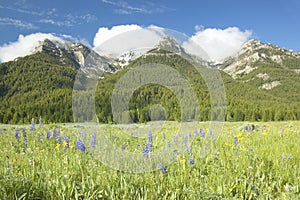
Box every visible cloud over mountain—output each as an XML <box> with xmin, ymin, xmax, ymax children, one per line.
<box><xmin>0</xmin><ymin>33</ymin><xmax>64</xmax><ymax>63</ymax></box>
<box><xmin>183</xmin><ymin>27</ymin><xmax>252</xmax><ymax>62</ymax></box>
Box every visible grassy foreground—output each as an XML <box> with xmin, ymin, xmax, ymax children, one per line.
<box><xmin>0</xmin><ymin>121</ymin><xmax>299</xmax><ymax>199</ymax></box>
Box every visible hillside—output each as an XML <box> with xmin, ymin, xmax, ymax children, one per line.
<box><xmin>0</xmin><ymin>38</ymin><xmax>299</xmax><ymax>124</ymax></box>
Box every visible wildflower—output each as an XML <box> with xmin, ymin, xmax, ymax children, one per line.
<box><xmin>166</xmin><ymin>141</ymin><xmax>171</xmax><ymax>148</ymax></box>
<box><xmin>46</xmin><ymin>130</ymin><xmax>51</xmax><ymax>139</ymax></box>
<box><xmin>121</xmin><ymin>144</ymin><xmax>125</xmax><ymax>151</ymax></box>
<box><xmin>162</xmin><ymin>132</ymin><xmax>166</xmax><ymax>138</ymax></box>
<box><xmin>188</xmin><ymin>132</ymin><xmax>192</xmax><ymax>139</ymax></box>
<box><xmin>57</xmin><ymin>136</ymin><xmax>62</xmax><ymax>144</ymax></box>
<box><xmin>173</xmin><ymin>134</ymin><xmax>178</xmax><ymax>143</ymax></box>
<box><xmin>90</xmin><ymin>133</ymin><xmax>96</xmax><ymax>148</ymax></box>
<box><xmin>64</xmin><ymin>136</ymin><xmax>69</xmax><ymax>148</ymax></box>
<box><xmin>147</xmin><ymin>131</ymin><xmax>153</xmax><ymax>151</ymax></box>
<box><xmin>39</xmin><ymin>149</ymin><xmax>44</xmax><ymax>153</ymax></box>
<box><xmin>55</xmin><ymin>143</ymin><xmax>61</xmax><ymax>149</ymax></box>
<box><xmin>136</xmin><ymin>143</ymin><xmax>140</xmax><ymax>150</ymax></box>
<box><xmin>15</xmin><ymin>128</ymin><xmax>19</xmax><ymax>141</ymax></box>
<box><xmin>142</xmin><ymin>146</ymin><xmax>150</xmax><ymax>158</ymax></box>
<box><xmin>235</xmin><ymin>150</ymin><xmax>239</xmax><ymax>155</ymax></box>
<box><xmin>189</xmin><ymin>157</ymin><xmax>194</xmax><ymax>165</ymax></box>
<box><xmin>200</xmin><ymin>128</ymin><xmax>205</xmax><ymax>137</ymax></box>
<box><xmin>288</xmin><ymin>154</ymin><xmax>292</xmax><ymax>160</ymax></box>
<box><xmin>76</xmin><ymin>140</ymin><xmax>85</xmax><ymax>152</ymax></box>
<box><xmin>186</xmin><ymin>146</ymin><xmax>192</xmax><ymax>155</ymax></box>
<box><xmin>282</xmin><ymin>156</ymin><xmax>286</xmax><ymax>161</ymax></box>
<box><xmin>157</xmin><ymin>163</ymin><xmax>167</xmax><ymax>173</ymax></box>
<box><xmin>53</xmin><ymin>128</ymin><xmax>58</xmax><ymax>138</ymax></box>
<box><xmin>234</xmin><ymin>137</ymin><xmax>238</xmax><ymax>145</ymax></box>
<box><xmin>30</xmin><ymin>118</ymin><xmax>35</xmax><ymax>131</ymax></box>
<box><xmin>182</xmin><ymin>135</ymin><xmax>188</xmax><ymax>144</ymax></box>
<box><xmin>252</xmin><ymin>185</ymin><xmax>257</xmax><ymax>191</ymax></box>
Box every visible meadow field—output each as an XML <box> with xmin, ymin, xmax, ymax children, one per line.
<box><xmin>0</xmin><ymin>121</ymin><xmax>299</xmax><ymax>199</ymax></box>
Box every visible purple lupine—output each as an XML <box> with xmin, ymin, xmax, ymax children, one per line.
<box><xmin>182</xmin><ymin>135</ymin><xmax>188</xmax><ymax>144</ymax></box>
<box><xmin>30</xmin><ymin>118</ymin><xmax>35</xmax><ymax>131</ymax></box>
<box><xmin>147</xmin><ymin>131</ymin><xmax>153</xmax><ymax>152</ymax></box>
<box><xmin>90</xmin><ymin>133</ymin><xmax>96</xmax><ymax>148</ymax></box>
<box><xmin>157</xmin><ymin>163</ymin><xmax>167</xmax><ymax>173</ymax></box>
<box><xmin>46</xmin><ymin>130</ymin><xmax>51</xmax><ymax>139</ymax></box>
<box><xmin>53</xmin><ymin>128</ymin><xmax>58</xmax><ymax>138</ymax></box>
<box><xmin>194</xmin><ymin>128</ymin><xmax>199</xmax><ymax>137</ymax></box>
<box><xmin>142</xmin><ymin>145</ymin><xmax>150</xmax><ymax>159</ymax></box>
<box><xmin>186</xmin><ymin>146</ymin><xmax>192</xmax><ymax>155</ymax></box>
<box><xmin>76</xmin><ymin>140</ymin><xmax>85</xmax><ymax>152</ymax></box>
<box><xmin>200</xmin><ymin>128</ymin><xmax>205</xmax><ymax>137</ymax></box>
<box><xmin>15</xmin><ymin>128</ymin><xmax>19</xmax><ymax>141</ymax></box>
<box><xmin>136</xmin><ymin>143</ymin><xmax>140</xmax><ymax>150</ymax></box>
<box><xmin>57</xmin><ymin>136</ymin><xmax>62</xmax><ymax>144</ymax></box>
<box><xmin>162</xmin><ymin>132</ymin><xmax>166</xmax><ymax>138</ymax></box>
<box><xmin>234</xmin><ymin>137</ymin><xmax>238</xmax><ymax>144</ymax></box>
<box><xmin>121</xmin><ymin>144</ymin><xmax>125</xmax><ymax>151</ymax></box>
<box><xmin>166</xmin><ymin>141</ymin><xmax>171</xmax><ymax>148</ymax></box>
<box><xmin>189</xmin><ymin>157</ymin><xmax>195</xmax><ymax>165</ymax></box>
<box><xmin>64</xmin><ymin>136</ymin><xmax>69</xmax><ymax>148</ymax></box>
<box><xmin>173</xmin><ymin>134</ymin><xmax>178</xmax><ymax>143</ymax></box>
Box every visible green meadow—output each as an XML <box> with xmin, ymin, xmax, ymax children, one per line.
<box><xmin>0</xmin><ymin>121</ymin><xmax>299</xmax><ymax>199</ymax></box>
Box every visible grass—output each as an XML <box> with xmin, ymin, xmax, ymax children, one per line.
<box><xmin>0</xmin><ymin>121</ymin><xmax>299</xmax><ymax>199</ymax></box>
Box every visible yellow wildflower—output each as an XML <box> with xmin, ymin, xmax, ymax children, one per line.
<box><xmin>55</xmin><ymin>143</ymin><xmax>61</xmax><ymax>149</ymax></box>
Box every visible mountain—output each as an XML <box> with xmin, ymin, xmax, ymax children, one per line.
<box><xmin>0</xmin><ymin>38</ymin><xmax>299</xmax><ymax>124</ymax></box>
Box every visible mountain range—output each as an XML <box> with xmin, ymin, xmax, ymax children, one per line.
<box><xmin>0</xmin><ymin>37</ymin><xmax>299</xmax><ymax>124</ymax></box>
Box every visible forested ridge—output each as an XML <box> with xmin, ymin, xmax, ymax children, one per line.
<box><xmin>0</xmin><ymin>49</ymin><xmax>299</xmax><ymax>124</ymax></box>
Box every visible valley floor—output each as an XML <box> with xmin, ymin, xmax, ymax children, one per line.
<box><xmin>0</xmin><ymin>121</ymin><xmax>299</xmax><ymax>199</ymax></box>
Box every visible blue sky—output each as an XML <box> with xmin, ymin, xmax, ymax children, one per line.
<box><xmin>0</xmin><ymin>0</ymin><xmax>300</xmax><ymax>51</ymax></box>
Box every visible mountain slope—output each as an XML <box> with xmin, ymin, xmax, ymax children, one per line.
<box><xmin>0</xmin><ymin>38</ymin><xmax>299</xmax><ymax>124</ymax></box>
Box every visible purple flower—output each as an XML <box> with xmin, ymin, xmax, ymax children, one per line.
<box><xmin>252</xmin><ymin>185</ymin><xmax>257</xmax><ymax>191</ymax></box>
<box><xmin>186</xmin><ymin>146</ymin><xmax>192</xmax><ymax>155</ymax></box>
<box><xmin>173</xmin><ymin>134</ymin><xmax>178</xmax><ymax>143</ymax></box>
<box><xmin>200</xmin><ymin>128</ymin><xmax>205</xmax><ymax>137</ymax></box>
<box><xmin>194</xmin><ymin>128</ymin><xmax>199</xmax><ymax>137</ymax></box>
<box><xmin>282</xmin><ymin>156</ymin><xmax>286</xmax><ymax>161</ymax></box>
<box><xmin>136</xmin><ymin>143</ymin><xmax>140</xmax><ymax>150</ymax></box>
<box><xmin>162</xmin><ymin>132</ymin><xmax>166</xmax><ymax>138</ymax></box>
<box><xmin>234</xmin><ymin>137</ymin><xmax>238</xmax><ymax>144</ymax></box>
<box><xmin>57</xmin><ymin>136</ymin><xmax>62</xmax><ymax>144</ymax></box>
<box><xmin>53</xmin><ymin>128</ymin><xmax>58</xmax><ymax>138</ymax></box>
<box><xmin>142</xmin><ymin>145</ymin><xmax>150</xmax><ymax>158</ymax></box>
<box><xmin>288</xmin><ymin>154</ymin><xmax>292</xmax><ymax>159</ymax></box>
<box><xmin>214</xmin><ymin>151</ymin><xmax>220</xmax><ymax>157</ymax></box>
<box><xmin>64</xmin><ymin>136</ymin><xmax>69</xmax><ymax>148</ymax></box>
<box><xmin>46</xmin><ymin>130</ymin><xmax>51</xmax><ymax>139</ymax></box>
<box><xmin>90</xmin><ymin>133</ymin><xmax>96</xmax><ymax>148</ymax></box>
<box><xmin>189</xmin><ymin>157</ymin><xmax>194</xmax><ymax>165</ymax></box>
<box><xmin>30</xmin><ymin>118</ymin><xmax>35</xmax><ymax>131</ymax></box>
<box><xmin>157</xmin><ymin>163</ymin><xmax>167</xmax><ymax>173</ymax></box>
<box><xmin>76</xmin><ymin>140</ymin><xmax>85</xmax><ymax>152</ymax></box>
<box><xmin>15</xmin><ymin>128</ymin><xmax>19</xmax><ymax>141</ymax></box>
<box><xmin>121</xmin><ymin>144</ymin><xmax>125</xmax><ymax>151</ymax></box>
<box><xmin>166</xmin><ymin>141</ymin><xmax>171</xmax><ymax>148</ymax></box>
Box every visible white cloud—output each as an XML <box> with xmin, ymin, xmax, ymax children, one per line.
<box><xmin>93</xmin><ymin>24</ymin><xmax>165</xmax><ymax>57</ymax></box>
<box><xmin>183</xmin><ymin>27</ymin><xmax>252</xmax><ymax>62</ymax></box>
<box><xmin>0</xmin><ymin>33</ymin><xmax>63</xmax><ymax>62</ymax></box>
